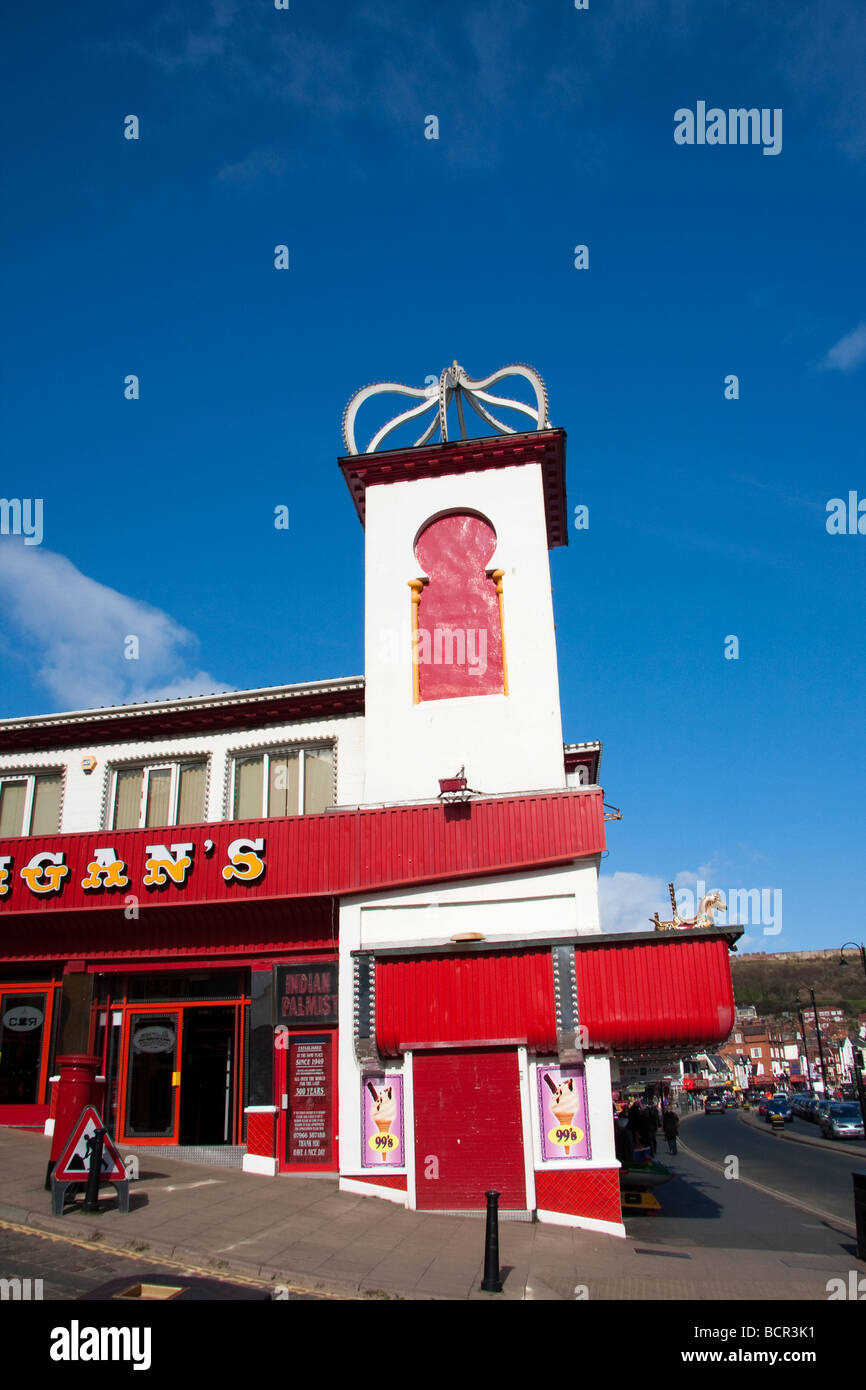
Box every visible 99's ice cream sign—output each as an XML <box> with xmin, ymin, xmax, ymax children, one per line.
<box><xmin>537</xmin><ymin>1064</ymin><xmax>591</xmax><ymax>1162</ymax></box>
<box><xmin>0</xmin><ymin>836</ymin><xmax>266</xmax><ymax>904</ymax></box>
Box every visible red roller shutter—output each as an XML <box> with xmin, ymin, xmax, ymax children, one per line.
<box><xmin>413</xmin><ymin>1048</ymin><xmax>526</xmax><ymax>1211</ymax></box>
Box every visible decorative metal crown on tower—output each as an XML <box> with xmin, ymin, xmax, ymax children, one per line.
<box><xmin>342</xmin><ymin>361</ymin><xmax>551</xmax><ymax>455</ymax></box>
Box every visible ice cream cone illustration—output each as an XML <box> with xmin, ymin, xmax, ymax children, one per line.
<box><xmin>545</xmin><ymin>1074</ymin><xmax>580</xmax><ymax>1155</ymax></box>
<box><xmin>368</xmin><ymin>1082</ymin><xmax>397</xmax><ymax>1162</ymax></box>
<box><xmin>373</xmin><ymin>1115</ymin><xmax>392</xmax><ymax>1160</ymax></box>
<box><xmin>551</xmin><ymin>1105</ymin><xmax>576</xmax><ymax>1154</ymax></box>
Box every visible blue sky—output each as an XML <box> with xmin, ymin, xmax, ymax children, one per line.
<box><xmin>1</xmin><ymin>1</ymin><xmax>864</xmax><ymax>954</ymax></box>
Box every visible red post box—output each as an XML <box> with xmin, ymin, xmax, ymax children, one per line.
<box><xmin>46</xmin><ymin>1054</ymin><xmax>104</xmax><ymax>1186</ymax></box>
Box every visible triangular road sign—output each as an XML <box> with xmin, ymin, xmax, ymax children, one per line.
<box><xmin>54</xmin><ymin>1106</ymin><xmax>126</xmax><ymax>1182</ymax></box>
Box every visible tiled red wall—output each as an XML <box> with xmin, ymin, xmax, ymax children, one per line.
<box><xmin>343</xmin><ymin>1172</ymin><xmax>408</xmax><ymax>1191</ymax></box>
<box><xmin>246</xmin><ymin>1110</ymin><xmax>276</xmax><ymax>1159</ymax></box>
<box><xmin>535</xmin><ymin>1167</ymin><xmax>621</xmax><ymax>1224</ymax></box>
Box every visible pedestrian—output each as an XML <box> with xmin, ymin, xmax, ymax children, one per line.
<box><xmin>662</xmin><ymin>1108</ymin><xmax>680</xmax><ymax>1155</ymax></box>
<box><xmin>627</xmin><ymin>1099</ymin><xmax>642</xmax><ymax>1141</ymax></box>
<box><xmin>636</xmin><ymin>1105</ymin><xmax>652</xmax><ymax>1152</ymax></box>
<box><xmin>645</xmin><ymin>1102</ymin><xmax>660</xmax><ymax>1157</ymax></box>
<box><xmin>614</xmin><ymin>1111</ymin><xmax>635</xmax><ymax>1167</ymax></box>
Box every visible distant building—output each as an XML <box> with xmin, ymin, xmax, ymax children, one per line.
<box><xmin>721</xmin><ymin>1018</ymin><xmax>802</xmax><ymax>1088</ymax></box>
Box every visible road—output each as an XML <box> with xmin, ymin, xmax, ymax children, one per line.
<box><xmin>622</xmin><ymin>1109</ymin><xmax>864</xmax><ymax>1259</ymax></box>
<box><xmin>0</xmin><ymin>1221</ymin><xmax>324</xmax><ymax>1300</ymax></box>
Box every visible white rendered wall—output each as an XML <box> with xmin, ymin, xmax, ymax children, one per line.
<box><xmin>348</xmin><ymin>860</ymin><xmax>602</xmax><ymax>950</ymax></box>
<box><xmin>363</xmin><ymin>464</ymin><xmax>566</xmax><ymax>803</ymax></box>
<box><xmin>0</xmin><ymin>713</ymin><xmax>365</xmax><ymax>834</ymax></box>
<box><xmin>337</xmin><ymin>893</ymin><xmax>408</xmax><ymax>1188</ymax></box>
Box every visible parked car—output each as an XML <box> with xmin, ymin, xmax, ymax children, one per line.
<box><xmin>802</xmin><ymin>1097</ymin><xmax>821</xmax><ymax>1122</ymax></box>
<box><xmin>765</xmin><ymin>1097</ymin><xmax>793</xmax><ymax>1123</ymax></box>
<box><xmin>820</xmin><ymin>1104</ymin><xmax>864</xmax><ymax>1141</ymax></box>
<box><xmin>704</xmin><ymin>1096</ymin><xmax>724</xmax><ymax>1113</ymax></box>
<box><xmin>814</xmin><ymin>1099</ymin><xmax>834</xmax><ymax>1125</ymax></box>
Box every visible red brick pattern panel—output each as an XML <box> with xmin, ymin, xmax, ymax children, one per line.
<box><xmin>343</xmin><ymin>1172</ymin><xmax>408</xmax><ymax>1191</ymax></box>
<box><xmin>535</xmin><ymin>1167</ymin><xmax>621</xmax><ymax>1224</ymax></box>
<box><xmin>246</xmin><ymin>1110</ymin><xmax>276</xmax><ymax>1159</ymax></box>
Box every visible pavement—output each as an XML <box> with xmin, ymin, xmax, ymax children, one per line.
<box><xmin>0</xmin><ymin>1120</ymin><xmax>863</xmax><ymax>1301</ymax></box>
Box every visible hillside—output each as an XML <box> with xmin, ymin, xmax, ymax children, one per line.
<box><xmin>730</xmin><ymin>950</ymin><xmax>866</xmax><ymax>1024</ymax></box>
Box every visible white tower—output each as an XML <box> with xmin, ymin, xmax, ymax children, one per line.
<box><xmin>340</xmin><ymin>362</ymin><xmax>570</xmax><ymax>804</ymax></box>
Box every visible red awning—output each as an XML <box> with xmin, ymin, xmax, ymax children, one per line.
<box><xmin>366</xmin><ymin>928</ymin><xmax>740</xmax><ymax>1057</ymax></box>
<box><xmin>575</xmin><ymin>933</ymin><xmax>736</xmax><ymax>1051</ymax></box>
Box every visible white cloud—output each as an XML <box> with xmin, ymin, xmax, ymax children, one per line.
<box><xmin>599</xmin><ymin>863</ymin><xmax>731</xmax><ymax>933</ymax></box>
<box><xmin>821</xmin><ymin>322</ymin><xmax>866</xmax><ymax>372</ymax></box>
<box><xmin>598</xmin><ymin>871</ymin><xmax>668</xmax><ymax>934</ymax></box>
<box><xmin>0</xmin><ymin>540</ymin><xmax>231</xmax><ymax>711</ymax></box>
<box><xmin>215</xmin><ymin>149</ymin><xmax>286</xmax><ymax>185</ymax></box>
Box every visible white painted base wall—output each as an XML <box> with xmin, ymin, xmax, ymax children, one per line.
<box><xmin>339</xmin><ymin>1178</ymin><xmax>408</xmax><ymax>1206</ymax></box>
<box><xmin>242</xmin><ymin>1153</ymin><xmax>278</xmax><ymax>1177</ymax></box>
<box><xmin>537</xmin><ymin>1209</ymin><xmax>626</xmax><ymax>1237</ymax></box>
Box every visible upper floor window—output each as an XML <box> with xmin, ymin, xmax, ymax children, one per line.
<box><xmin>111</xmin><ymin>760</ymin><xmax>207</xmax><ymax>831</ymax></box>
<box><xmin>0</xmin><ymin>772</ymin><xmax>63</xmax><ymax>837</ymax></box>
<box><xmin>232</xmin><ymin>746</ymin><xmax>334</xmax><ymax>819</ymax></box>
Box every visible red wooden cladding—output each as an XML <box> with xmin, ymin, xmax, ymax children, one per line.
<box><xmin>0</xmin><ymin>898</ymin><xmax>336</xmax><ymax>964</ymax></box>
<box><xmin>575</xmin><ymin>935</ymin><xmax>736</xmax><ymax>1049</ymax></box>
<box><xmin>375</xmin><ymin>932</ymin><xmax>737</xmax><ymax>1055</ymax></box>
<box><xmin>0</xmin><ymin>790</ymin><xmax>605</xmax><ymax>918</ymax></box>
<box><xmin>413</xmin><ymin>1049</ymin><xmax>527</xmax><ymax>1210</ymax></box>
<box><xmin>376</xmin><ymin>950</ymin><xmax>557</xmax><ymax>1056</ymax></box>
<box><xmin>340</xmin><ymin>428</ymin><xmax>569</xmax><ymax>549</ymax></box>
<box><xmin>0</xmin><ymin>682</ymin><xmax>365</xmax><ymax>754</ymax></box>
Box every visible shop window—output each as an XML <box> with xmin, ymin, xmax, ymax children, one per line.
<box><xmin>0</xmin><ymin>772</ymin><xmax>62</xmax><ymax>837</ymax></box>
<box><xmin>232</xmin><ymin>745</ymin><xmax>334</xmax><ymax>819</ymax></box>
<box><xmin>0</xmin><ymin>992</ymin><xmax>48</xmax><ymax>1104</ymax></box>
<box><xmin>110</xmin><ymin>760</ymin><xmax>207</xmax><ymax>830</ymax></box>
<box><xmin>125</xmin><ymin>971</ymin><xmax>245</xmax><ymax>1002</ymax></box>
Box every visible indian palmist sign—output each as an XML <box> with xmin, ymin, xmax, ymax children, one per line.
<box><xmin>277</xmin><ymin>963</ymin><xmax>338</xmax><ymax>1027</ymax></box>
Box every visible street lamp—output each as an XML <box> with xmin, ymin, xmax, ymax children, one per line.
<box><xmin>839</xmin><ymin>941</ymin><xmax>866</xmax><ymax>979</ymax></box>
<box><xmin>796</xmin><ymin>988</ymin><xmax>829</xmax><ymax>1096</ymax></box>
<box><xmin>839</xmin><ymin>941</ymin><xmax>866</xmax><ymax>1118</ymax></box>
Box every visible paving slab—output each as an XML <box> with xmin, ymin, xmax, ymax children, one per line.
<box><xmin>2</xmin><ymin>1125</ymin><xmax>863</xmax><ymax>1301</ymax></box>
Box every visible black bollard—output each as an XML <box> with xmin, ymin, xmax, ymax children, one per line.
<box><xmin>81</xmin><ymin>1129</ymin><xmax>107</xmax><ymax>1213</ymax></box>
<box><xmin>853</xmin><ymin>1173</ymin><xmax>866</xmax><ymax>1263</ymax></box>
<box><xmin>481</xmin><ymin>1189</ymin><xmax>502</xmax><ymax>1293</ymax></box>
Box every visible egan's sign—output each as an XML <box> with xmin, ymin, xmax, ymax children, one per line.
<box><xmin>0</xmin><ymin>836</ymin><xmax>266</xmax><ymax>906</ymax></box>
